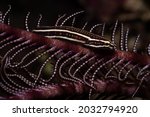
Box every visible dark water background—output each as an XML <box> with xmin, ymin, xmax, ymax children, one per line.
<box><xmin>0</xmin><ymin>0</ymin><xmax>150</xmax><ymax>52</ymax></box>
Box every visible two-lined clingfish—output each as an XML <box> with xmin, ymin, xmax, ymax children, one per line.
<box><xmin>33</xmin><ymin>26</ymin><xmax>115</xmax><ymax>50</ymax></box>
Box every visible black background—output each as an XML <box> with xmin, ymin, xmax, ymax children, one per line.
<box><xmin>0</xmin><ymin>0</ymin><xmax>84</xmax><ymax>28</ymax></box>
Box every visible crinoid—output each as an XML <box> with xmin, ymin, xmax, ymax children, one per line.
<box><xmin>0</xmin><ymin>5</ymin><xmax>150</xmax><ymax>100</ymax></box>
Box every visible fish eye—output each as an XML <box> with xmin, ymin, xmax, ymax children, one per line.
<box><xmin>84</xmin><ymin>40</ymin><xmax>115</xmax><ymax>50</ymax></box>
<box><xmin>85</xmin><ymin>40</ymin><xmax>112</xmax><ymax>46</ymax></box>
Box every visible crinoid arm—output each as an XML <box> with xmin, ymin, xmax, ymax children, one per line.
<box><xmin>0</xmin><ymin>6</ymin><xmax>150</xmax><ymax>99</ymax></box>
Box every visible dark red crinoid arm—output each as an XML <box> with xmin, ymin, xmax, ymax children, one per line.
<box><xmin>0</xmin><ymin>23</ymin><xmax>150</xmax><ymax>100</ymax></box>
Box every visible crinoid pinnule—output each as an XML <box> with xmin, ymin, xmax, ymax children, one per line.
<box><xmin>0</xmin><ymin>5</ymin><xmax>150</xmax><ymax>100</ymax></box>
